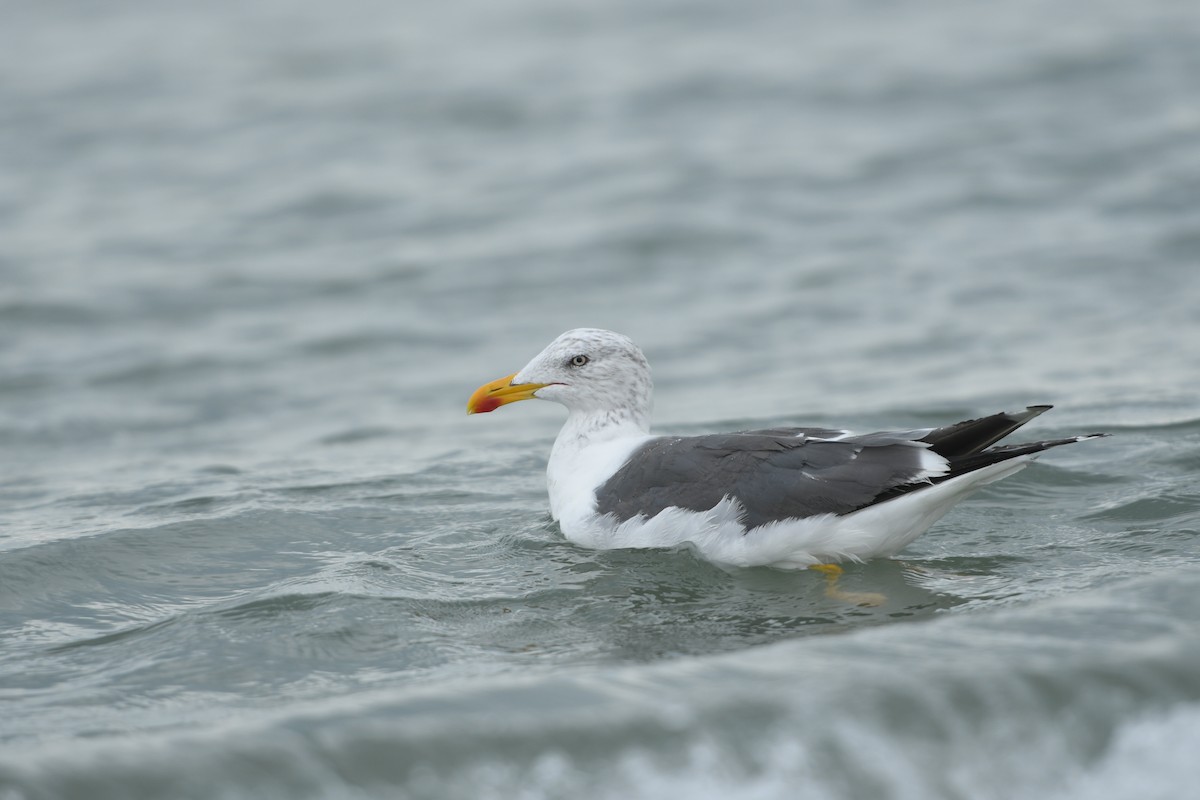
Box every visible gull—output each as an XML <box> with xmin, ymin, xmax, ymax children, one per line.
<box><xmin>468</xmin><ymin>328</ymin><xmax>1104</xmax><ymax>570</ymax></box>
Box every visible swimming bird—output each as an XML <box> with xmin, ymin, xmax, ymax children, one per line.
<box><xmin>467</xmin><ymin>328</ymin><xmax>1104</xmax><ymax>569</ymax></box>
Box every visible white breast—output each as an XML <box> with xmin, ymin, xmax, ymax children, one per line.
<box><xmin>546</xmin><ymin>432</ymin><xmax>653</xmax><ymax>546</ymax></box>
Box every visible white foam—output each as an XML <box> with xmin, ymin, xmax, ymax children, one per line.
<box><xmin>1050</xmin><ymin>703</ymin><xmax>1200</xmax><ymax>800</ymax></box>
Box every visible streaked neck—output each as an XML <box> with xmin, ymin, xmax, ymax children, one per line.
<box><xmin>556</xmin><ymin>407</ymin><xmax>650</xmax><ymax>449</ymax></box>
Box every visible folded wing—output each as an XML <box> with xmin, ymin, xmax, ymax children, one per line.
<box><xmin>594</xmin><ymin>406</ymin><xmax>1101</xmax><ymax>530</ymax></box>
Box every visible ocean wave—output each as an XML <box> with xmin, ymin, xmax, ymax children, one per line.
<box><xmin>3</xmin><ymin>567</ymin><xmax>1197</xmax><ymax>800</ymax></box>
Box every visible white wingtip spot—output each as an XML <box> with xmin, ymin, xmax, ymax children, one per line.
<box><xmin>917</xmin><ymin>447</ymin><xmax>951</xmax><ymax>479</ymax></box>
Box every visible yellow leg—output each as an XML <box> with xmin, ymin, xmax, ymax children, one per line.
<box><xmin>809</xmin><ymin>563</ymin><xmax>887</xmax><ymax>607</ymax></box>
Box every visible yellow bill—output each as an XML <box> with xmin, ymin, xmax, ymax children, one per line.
<box><xmin>467</xmin><ymin>373</ymin><xmax>550</xmax><ymax>414</ymax></box>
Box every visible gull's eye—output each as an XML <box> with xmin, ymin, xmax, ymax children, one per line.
<box><xmin>569</xmin><ymin>354</ymin><xmax>590</xmax><ymax>367</ymax></box>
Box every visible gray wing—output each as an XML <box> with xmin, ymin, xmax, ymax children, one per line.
<box><xmin>593</xmin><ymin>431</ymin><xmax>940</xmax><ymax>529</ymax></box>
<box><xmin>736</xmin><ymin>426</ymin><xmax>850</xmax><ymax>439</ymax></box>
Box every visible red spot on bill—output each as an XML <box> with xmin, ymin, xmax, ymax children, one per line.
<box><xmin>473</xmin><ymin>396</ymin><xmax>501</xmax><ymax>413</ymax></box>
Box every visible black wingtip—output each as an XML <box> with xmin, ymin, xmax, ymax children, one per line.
<box><xmin>923</xmin><ymin>405</ymin><xmax>1057</xmax><ymax>457</ymax></box>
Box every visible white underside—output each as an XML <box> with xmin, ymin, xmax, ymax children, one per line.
<box><xmin>556</xmin><ymin>456</ymin><xmax>1035</xmax><ymax>569</ymax></box>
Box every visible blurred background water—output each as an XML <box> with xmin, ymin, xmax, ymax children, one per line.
<box><xmin>2</xmin><ymin>0</ymin><xmax>1200</xmax><ymax>798</ymax></box>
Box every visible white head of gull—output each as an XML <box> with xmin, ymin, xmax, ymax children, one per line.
<box><xmin>468</xmin><ymin>328</ymin><xmax>1105</xmax><ymax>570</ymax></box>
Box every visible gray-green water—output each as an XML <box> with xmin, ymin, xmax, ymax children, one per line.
<box><xmin>3</xmin><ymin>0</ymin><xmax>1200</xmax><ymax>797</ymax></box>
